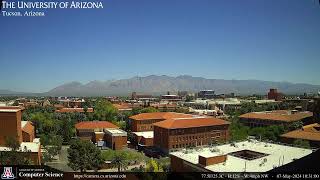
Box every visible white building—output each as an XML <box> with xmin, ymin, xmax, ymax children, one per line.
<box><xmin>170</xmin><ymin>140</ymin><xmax>315</xmax><ymax>172</ymax></box>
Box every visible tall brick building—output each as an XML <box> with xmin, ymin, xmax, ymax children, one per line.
<box><xmin>267</xmin><ymin>88</ymin><xmax>283</xmax><ymax>101</ymax></box>
<box><xmin>0</xmin><ymin>106</ymin><xmax>41</xmax><ymax>165</ymax></box>
<box><xmin>0</xmin><ymin>106</ymin><xmax>23</xmax><ymax>145</ymax></box>
<box><xmin>153</xmin><ymin>117</ymin><xmax>230</xmax><ymax>154</ymax></box>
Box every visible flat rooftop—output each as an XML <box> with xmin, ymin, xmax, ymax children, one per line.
<box><xmin>104</xmin><ymin>128</ymin><xmax>127</xmax><ymax>136</ymax></box>
<box><xmin>0</xmin><ymin>109</ymin><xmax>20</xmax><ymax>112</ymax></box>
<box><xmin>0</xmin><ymin>138</ymin><xmax>40</xmax><ymax>153</ymax></box>
<box><xmin>0</xmin><ymin>106</ymin><xmax>23</xmax><ymax>112</ymax></box>
<box><xmin>132</xmin><ymin>131</ymin><xmax>154</xmax><ymax>139</ymax></box>
<box><xmin>21</xmin><ymin>121</ymin><xmax>28</xmax><ymax>128</ymax></box>
<box><xmin>254</xmin><ymin>99</ymin><xmax>278</xmax><ymax>104</ymax></box>
<box><xmin>170</xmin><ymin>140</ymin><xmax>313</xmax><ymax>172</ymax></box>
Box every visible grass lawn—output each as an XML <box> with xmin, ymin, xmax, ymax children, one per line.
<box><xmin>101</xmin><ymin>148</ymin><xmax>150</xmax><ymax>164</ymax></box>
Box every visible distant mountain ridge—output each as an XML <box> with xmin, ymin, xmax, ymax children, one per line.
<box><xmin>0</xmin><ymin>89</ymin><xmax>28</xmax><ymax>95</ymax></box>
<box><xmin>44</xmin><ymin>75</ymin><xmax>320</xmax><ymax>96</ymax></box>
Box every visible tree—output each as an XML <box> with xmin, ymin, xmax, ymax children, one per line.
<box><xmin>145</xmin><ymin>159</ymin><xmax>163</xmax><ymax>172</ymax></box>
<box><xmin>83</xmin><ymin>106</ymin><xmax>88</xmax><ymax>114</ymax></box>
<box><xmin>12</xmin><ymin>101</ymin><xmax>19</xmax><ymax>106</ymax></box>
<box><xmin>0</xmin><ymin>137</ymin><xmax>32</xmax><ymax>165</ymax></box>
<box><xmin>112</xmin><ymin>120</ymin><xmax>127</xmax><ymax>130</ymax></box>
<box><xmin>248</xmin><ymin>127</ymin><xmax>266</xmax><ymax>140</ymax></box>
<box><xmin>132</xmin><ymin>107</ymin><xmax>143</xmax><ymax>115</ymax></box>
<box><xmin>229</xmin><ymin>117</ymin><xmax>249</xmax><ymax>141</ymax></box>
<box><xmin>156</xmin><ymin>158</ymin><xmax>170</xmax><ymax>172</ymax></box>
<box><xmin>289</xmin><ymin>121</ymin><xmax>304</xmax><ymax>131</ymax></box>
<box><xmin>67</xmin><ymin>139</ymin><xmax>103</xmax><ymax>172</ymax></box>
<box><xmin>111</xmin><ymin>152</ymin><xmax>128</xmax><ymax>172</ymax></box>
<box><xmin>5</xmin><ymin>136</ymin><xmax>20</xmax><ymax>151</ymax></box>
<box><xmin>60</xmin><ymin>117</ymin><xmax>75</xmax><ymax>143</ymax></box>
<box><xmin>174</xmin><ymin>107</ymin><xmax>189</xmax><ymax>114</ymax></box>
<box><xmin>293</xmin><ymin>139</ymin><xmax>310</xmax><ymax>149</ymax></box>
<box><xmin>29</xmin><ymin>112</ymin><xmax>58</xmax><ymax>134</ymax></box>
<box><xmin>93</xmin><ymin>99</ymin><xmax>118</xmax><ymax>121</ymax></box>
<box><xmin>185</xmin><ymin>95</ymin><xmax>194</xmax><ymax>102</ymax></box>
<box><xmin>41</xmin><ymin>134</ymin><xmax>63</xmax><ymax>163</ymax></box>
<box><xmin>248</xmin><ymin>125</ymin><xmax>285</xmax><ymax>141</ymax></box>
<box><xmin>131</xmin><ymin>107</ymin><xmax>159</xmax><ymax>115</ymax></box>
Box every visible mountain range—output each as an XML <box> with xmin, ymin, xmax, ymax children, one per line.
<box><xmin>0</xmin><ymin>89</ymin><xmax>30</xmax><ymax>95</ymax></box>
<box><xmin>44</xmin><ymin>75</ymin><xmax>320</xmax><ymax>96</ymax></box>
<box><xmin>1</xmin><ymin>75</ymin><xmax>319</xmax><ymax>96</ymax></box>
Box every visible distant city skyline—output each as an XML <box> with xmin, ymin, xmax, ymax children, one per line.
<box><xmin>1</xmin><ymin>0</ymin><xmax>320</xmax><ymax>92</ymax></box>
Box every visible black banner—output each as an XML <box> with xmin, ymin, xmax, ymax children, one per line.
<box><xmin>0</xmin><ymin>166</ymin><xmax>319</xmax><ymax>180</ymax></box>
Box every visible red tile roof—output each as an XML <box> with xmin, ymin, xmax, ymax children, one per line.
<box><xmin>150</xmin><ymin>103</ymin><xmax>177</xmax><ymax>108</ymax></box>
<box><xmin>130</xmin><ymin>112</ymin><xmax>194</xmax><ymax>121</ymax></box>
<box><xmin>113</xmin><ymin>103</ymin><xmax>133</xmax><ymax>110</ymax></box>
<box><xmin>75</xmin><ymin>121</ymin><xmax>118</xmax><ymax>130</ymax></box>
<box><xmin>54</xmin><ymin>104</ymin><xmax>64</xmax><ymax>108</ymax></box>
<box><xmin>239</xmin><ymin>110</ymin><xmax>312</xmax><ymax>122</ymax></box>
<box><xmin>153</xmin><ymin>117</ymin><xmax>230</xmax><ymax>129</ymax></box>
<box><xmin>281</xmin><ymin>123</ymin><xmax>320</xmax><ymax>141</ymax></box>
<box><xmin>56</xmin><ymin>108</ymin><xmax>94</xmax><ymax>113</ymax></box>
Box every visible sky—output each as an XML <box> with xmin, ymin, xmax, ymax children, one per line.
<box><xmin>0</xmin><ymin>0</ymin><xmax>320</xmax><ymax>92</ymax></box>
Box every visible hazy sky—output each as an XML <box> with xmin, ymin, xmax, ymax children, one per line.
<box><xmin>1</xmin><ymin>0</ymin><xmax>320</xmax><ymax>92</ymax></box>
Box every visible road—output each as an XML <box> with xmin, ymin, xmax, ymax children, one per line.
<box><xmin>46</xmin><ymin>145</ymin><xmax>74</xmax><ymax>172</ymax></box>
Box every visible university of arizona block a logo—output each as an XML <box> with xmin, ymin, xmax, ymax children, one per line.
<box><xmin>1</xmin><ymin>167</ymin><xmax>15</xmax><ymax>179</ymax></box>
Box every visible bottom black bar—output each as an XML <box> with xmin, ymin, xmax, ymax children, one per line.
<box><xmin>0</xmin><ymin>166</ymin><xmax>319</xmax><ymax>180</ymax></box>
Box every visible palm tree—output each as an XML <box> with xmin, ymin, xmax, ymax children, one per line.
<box><xmin>111</xmin><ymin>153</ymin><xmax>128</xmax><ymax>172</ymax></box>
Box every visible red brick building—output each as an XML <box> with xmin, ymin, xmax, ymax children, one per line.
<box><xmin>132</xmin><ymin>131</ymin><xmax>154</xmax><ymax>147</ymax></box>
<box><xmin>281</xmin><ymin>123</ymin><xmax>320</xmax><ymax>147</ymax></box>
<box><xmin>21</xmin><ymin>121</ymin><xmax>35</xmax><ymax>142</ymax></box>
<box><xmin>267</xmin><ymin>88</ymin><xmax>283</xmax><ymax>101</ymax></box>
<box><xmin>75</xmin><ymin>121</ymin><xmax>127</xmax><ymax>150</ymax></box>
<box><xmin>161</xmin><ymin>94</ymin><xmax>182</xmax><ymax>102</ymax></box>
<box><xmin>0</xmin><ymin>106</ymin><xmax>24</xmax><ymax>145</ymax></box>
<box><xmin>131</xmin><ymin>92</ymin><xmax>153</xmax><ymax>100</ymax></box>
<box><xmin>0</xmin><ymin>106</ymin><xmax>41</xmax><ymax>165</ymax></box>
<box><xmin>104</xmin><ymin>129</ymin><xmax>128</xmax><ymax>150</ymax></box>
<box><xmin>153</xmin><ymin>117</ymin><xmax>230</xmax><ymax>154</ymax></box>
<box><xmin>112</xmin><ymin>103</ymin><xmax>141</xmax><ymax>112</ymax></box>
<box><xmin>150</xmin><ymin>103</ymin><xmax>178</xmax><ymax>112</ymax></box>
<box><xmin>239</xmin><ymin>110</ymin><xmax>313</xmax><ymax>127</ymax></box>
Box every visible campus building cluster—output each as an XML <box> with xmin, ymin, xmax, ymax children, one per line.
<box><xmin>75</xmin><ymin>121</ymin><xmax>127</xmax><ymax>150</ymax></box>
<box><xmin>0</xmin><ymin>87</ymin><xmax>319</xmax><ymax>172</ymax></box>
<box><xmin>129</xmin><ymin>112</ymin><xmax>229</xmax><ymax>153</ymax></box>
